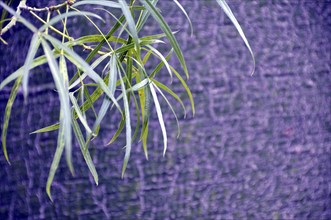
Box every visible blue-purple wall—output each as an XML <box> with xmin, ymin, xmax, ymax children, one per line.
<box><xmin>0</xmin><ymin>0</ymin><xmax>330</xmax><ymax>219</ymax></box>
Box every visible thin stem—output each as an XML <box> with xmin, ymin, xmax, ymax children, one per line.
<box><xmin>19</xmin><ymin>1</ymin><xmax>73</xmax><ymax>13</ymax></box>
<box><xmin>29</xmin><ymin>11</ymin><xmax>73</xmax><ymax>41</ymax></box>
<box><xmin>45</xmin><ymin>11</ymin><xmax>51</xmax><ymax>35</ymax></box>
<box><xmin>0</xmin><ymin>0</ymin><xmax>27</xmax><ymax>36</ymax></box>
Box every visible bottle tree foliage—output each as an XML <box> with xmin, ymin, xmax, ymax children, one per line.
<box><xmin>0</xmin><ymin>0</ymin><xmax>254</xmax><ymax>200</ymax></box>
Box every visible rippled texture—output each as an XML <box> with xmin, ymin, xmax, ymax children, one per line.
<box><xmin>0</xmin><ymin>0</ymin><xmax>330</xmax><ymax>219</ymax></box>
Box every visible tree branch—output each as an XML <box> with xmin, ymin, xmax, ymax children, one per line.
<box><xmin>19</xmin><ymin>0</ymin><xmax>75</xmax><ymax>13</ymax></box>
<box><xmin>0</xmin><ymin>0</ymin><xmax>75</xmax><ymax>36</ymax></box>
<box><xmin>0</xmin><ymin>0</ymin><xmax>27</xmax><ymax>36</ymax></box>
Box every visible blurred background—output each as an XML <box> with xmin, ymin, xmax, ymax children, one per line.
<box><xmin>0</xmin><ymin>0</ymin><xmax>330</xmax><ymax>219</ymax></box>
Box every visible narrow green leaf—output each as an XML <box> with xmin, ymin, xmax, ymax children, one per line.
<box><xmin>149</xmin><ymin>81</ymin><xmax>167</xmax><ymax>156</ymax></box>
<box><xmin>46</xmin><ymin>112</ymin><xmax>65</xmax><ymax>202</ymax></box>
<box><xmin>119</xmin><ymin>67</ymin><xmax>132</xmax><ymax>178</ymax></box>
<box><xmin>144</xmin><ymin>45</ymin><xmax>172</xmax><ymax>79</ymax></box>
<box><xmin>136</xmin><ymin>0</ymin><xmax>159</xmax><ymax>32</ymax></box>
<box><xmin>140</xmin><ymin>32</ymin><xmax>170</xmax><ymax>42</ymax></box>
<box><xmin>150</xmin><ymin>49</ymin><xmax>173</xmax><ymax>78</ymax></box>
<box><xmin>69</xmin><ymin>52</ymin><xmax>110</xmax><ymax>91</ymax></box>
<box><xmin>215</xmin><ymin>0</ymin><xmax>255</xmax><ymax>75</ymax></box>
<box><xmin>34</xmin><ymin>78</ymin><xmax>149</xmax><ymax>135</ymax></box>
<box><xmin>69</xmin><ymin>93</ymin><xmax>93</xmax><ymax>135</ymax></box>
<box><xmin>118</xmin><ymin>0</ymin><xmax>139</xmax><ymax>46</ymax></box>
<box><xmin>151</xmin><ymin>79</ymin><xmax>186</xmax><ymax>118</ymax></box>
<box><xmin>39</xmin><ymin>11</ymin><xmax>103</xmax><ymax>32</ymax></box>
<box><xmin>59</xmin><ymin>55</ymin><xmax>69</xmax><ymax>86</ymax></box>
<box><xmin>153</xmin><ymin>83</ymin><xmax>181</xmax><ymax>138</ymax></box>
<box><xmin>43</xmin><ymin>34</ymin><xmax>122</xmax><ymax>115</ymax></box>
<box><xmin>41</xmin><ymin>39</ymin><xmax>73</xmax><ymax>174</ymax></box>
<box><xmin>0</xmin><ymin>0</ymin><xmax>13</xmax><ymax>32</ymax></box>
<box><xmin>107</xmin><ymin>119</ymin><xmax>125</xmax><ymax>145</ymax></box>
<box><xmin>142</xmin><ymin>121</ymin><xmax>149</xmax><ymax>160</ymax></box>
<box><xmin>140</xmin><ymin>0</ymin><xmax>189</xmax><ymax>78</ymax></box>
<box><xmin>131</xmin><ymin>91</ymin><xmax>141</xmax><ymax>143</ymax></box>
<box><xmin>0</xmin><ymin>53</ymin><xmax>60</xmax><ymax>91</ymax></box>
<box><xmin>69</xmin><ymin>35</ymin><xmax>127</xmax><ymax>46</ymax></box>
<box><xmin>91</xmin><ymin>55</ymin><xmax>118</xmax><ymax>145</ymax></box>
<box><xmin>170</xmin><ymin>65</ymin><xmax>195</xmax><ymax>116</ymax></box>
<box><xmin>1</xmin><ymin>76</ymin><xmax>22</xmax><ymax>163</ymax></box>
<box><xmin>72</xmin><ymin>118</ymin><xmax>98</xmax><ymax>185</ymax></box>
<box><xmin>22</xmin><ymin>33</ymin><xmax>40</xmax><ymax>100</ymax></box>
<box><xmin>69</xmin><ymin>15</ymin><xmax>126</xmax><ymax>85</ymax></box>
<box><xmin>142</xmin><ymin>50</ymin><xmax>153</xmax><ymax>64</ymax></box>
<box><xmin>173</xmin><ymin>0</ymin><xmax>193</xmax><ymax>36</ymax></box>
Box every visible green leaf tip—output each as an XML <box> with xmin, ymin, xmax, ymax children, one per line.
<box><xmin>215</xmin><ymin>0</ymin><xmax>255</xmax><ymax>75</ymax></box>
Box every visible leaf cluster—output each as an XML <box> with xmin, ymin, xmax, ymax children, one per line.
<box><xmin>0</xmin><ymin>0</ymin><xmax>254</xmax><ymax>200</ymax></box>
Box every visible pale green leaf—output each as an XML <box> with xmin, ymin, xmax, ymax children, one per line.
<box><xmin>41</xmin><ymin>39</ymin><xmax>73</xmax><ymax>174</ymax></box>
<box><xmin>1</xmin><ymin>76</ymin><xmax>22</xmax><ymax>163</ymax></box>
<box><xmin>119</xmin><ymin>66</ymin><xmax>132</xmax><ymax>178</ymax></box>
<box><xmin>69</xmin><ymin>93</ymin><xmax>93</xmax><ymax>135</ymax></box>
<box><xmin>215</xmin><ymin>0</ymin><xmax>255</xmax><ymax>75</ymax></box>
<box><xmin>39</xmin><ymin>11</ymin><xmax>104</xmax><ymax>32</ymax></box>
<box><xmin>46</xmin><ymin>112</ymin><xmax>65</xmax><ymax>202</ymax></box>
<box><xmin>140</xmin><ymin>0</ymin><xmax>189</xmax><ymax>78</ymax></box>
<box><xmin>149</xmin><ymin>81</ymin><xmax>167</xmax><ymax>156</ymax></box>
<box><xmin>153</xmin><ymin>82</ymin><xmax>181</xmax><ymax>138</ymax></box>
<box><xmin>72</xmin><ymin>118</ymin><xmax>98</xmax><ymax>185</ymax></box>
<box><xmin>173</xmin><ymin>0</ymin><xmax>193</xmax><ymax>36</ymax></box>
<box><xmin>22</xmin><ymin>33</ymin><xmax>40</xmax><ymax>100</ymax></box>
<box><xmin>43</xmin><ymin>34</ymin><xmax>122</xmax><ymax>115</ymax></box>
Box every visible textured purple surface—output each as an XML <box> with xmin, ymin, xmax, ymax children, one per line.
<box><xmin>0</xmin><ymin>0</ymin><xmax>331</xmax><ymax>219</ymax></box>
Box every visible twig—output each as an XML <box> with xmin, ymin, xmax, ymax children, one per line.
<box><xmin>0</xmin><ymin>0</ymin><xmax>75</xmax><ymax>36</ymax></box>
<box><xmin>0</xmin><ymin>0</ymin><xmax>26</xmax><ymax>36</ymax></box>
<box><xmin>19</xmin><ymin>1</ymin><xmax>75</xmax><ymax>13</ymax></box>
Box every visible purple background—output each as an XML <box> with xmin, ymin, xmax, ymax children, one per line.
<box><xmin>0</xmin><ymin>0</ymin><xmax>330</xmax><ymax>219</ymax></box>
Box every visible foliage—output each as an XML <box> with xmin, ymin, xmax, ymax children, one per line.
<box><xmin>0</xmin><ymin>0</ymin><xmax>254</xmax><ymax>200</ymax></box>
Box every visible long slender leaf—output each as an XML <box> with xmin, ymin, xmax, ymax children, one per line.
<box><xmin>72</xmin><ymin>118</ymin><xmax>98</xmax><ymax>185</ymax></box>
<box><xmin>144</xmin><ymin>45</ymin><xmax>172</xmax><ymax>79</ymax></box>
<box><xmin>215</xmin><ymin>0</ymin><xmax>255</xmax><ymax>75</ymax></box>
<box><xmin>69</xmin><ymin>93</ymin><xmax>93</xmax><ymax>135</ymax></box>
<box><xmin>39</xmin><ymin>11</ymin><xmax>103</xmax><ymax>32</ymax></box>
<box><xmin>1</xmin><ymin>76</ymin><xmax>22</xmax><ymax>163</ymax></box>
<box><xmin>153</xmin><ymin>83</ymin><xmax>181</xmax><ymax>138</ymax></box>
<box><xmin>69</xmin><ymin>35</ymin><xmax>127</xmax><ymax>46</ymax></box>
<box><xmin>118</xmin><ymin>66</ymin><xmax>132</xmax><ymax>178</ymax></box>
<box><xmin>43</xmin><ymin>34</ymin><xmax>122</xmax><ymax>115</ymax></box>
<box><xmin>151</xmin><ymin>79</ymin><xmax>186</xmax><ymax>118</ymax></box>
<box><xmin>131</xmin><ymin>91</ymin><xmax>141</xmax><ymax>143</ymax></box>
<box><xmin>91</xmin><ymin>55</ymin><xmax>118</xmax><ymax>145</ymax></box>
<box><xmin>140</xmin><ymin>0</ymin><xmax>189</xmax><ymax>78</ymax></box>
<box><xmin>173</xmin><ymin>0</ymin><xmax>193</xmax><ymax>36</ymax></box>
<box><xmin>136</xmin><ymin>0</ymin><xmax>159</xmax><ymax>32</ymax></box>
<box><xmin>170</xmin><ymin>65</ymin><xmax>195</xmax><ymax>116</ymax></box>
<box><xmin>41</xmin><ymin>39</ymin><xmax>73</xmax><ymax>174</ymax></box>
<box><xmin>46</xmin><ymin>112</ymin><xmax>65</xmax><ymax>202</ymax></box>
<box><xmin>22</xmin><ymin>33</ymin><xmax>40</xmax><ymax>100</ymax></box>
<box><xmin>69</xmin><ymin>15</ymin><xmax>126</xmax><ymax>85</ymax></box>
<box><xmin>0</xmin><ymin>53</ymin><xmax>60</xmax><ymax>91</ymax></box>
<box><xmin>150</xmin><ymin>49</ymin><xmax>173</xmax><ymax>78</ymax></box>
<box><xmin>69</xmin><ymin>52</ymin><xmax>110</xmax><ymax>90</ymax></box>
<box><xmin>149</xmin><ymin>81</ymin><xmax>167</xmax><ymax>156</ymax></box>
<box><xmin>118</xmin><ymin>0</ymin><xmax>139</xmax><ymax>46</ymax></box>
